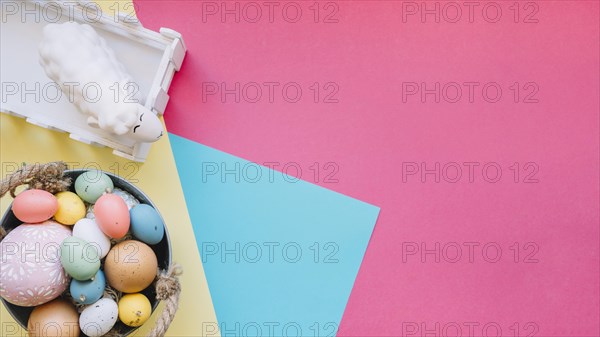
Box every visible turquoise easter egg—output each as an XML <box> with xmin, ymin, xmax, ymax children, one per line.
<box><xmin>74</xmin><ymin>170</ymin><xmax>114</xmax><ymax>203</ymax></box>
<box><xmin>130</xmin><ymin>204</ymin><xmax>165</xmax><ymax>245</ymax></box>
<box><xmin>60</xmin><ymin>236</ymin><xmax>100</xmax><ymax>281</ymax></box>
<box><xmin>70</xmin><ymin>270</ymin><xmax>106</xmax><ymax>305</ymax></box>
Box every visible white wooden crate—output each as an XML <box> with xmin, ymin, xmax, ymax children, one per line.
<box><xmin>0</xmin><ymin>0</ymin><xmax>186</xmax><ymax>162</ymax></box>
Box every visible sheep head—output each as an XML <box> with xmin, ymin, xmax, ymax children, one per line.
<box><xmin>106</xmin><ymin>102</ymin><xmax>164</xmax><ymax>142</ymax></box>
<box><xmin>127</xmin><ymin>105</ymin><xmax>164</xmax><ymax>142</ymax></box>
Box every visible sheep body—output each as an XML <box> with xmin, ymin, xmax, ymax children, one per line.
<box><xmin>38</xmin><ymin>22</ymin><xmax>163</xmax><ymax>142</ymax></box>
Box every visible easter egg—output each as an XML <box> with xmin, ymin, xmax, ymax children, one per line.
<box><xmin>118</xmin><ymin>293</ymin><xmax>151</xmax><ymax>327</ymax></box>
<box><xmin>60</xmin><ymin>236</ymin><xmax>100</xmax><ymax>281</ymax></box>
<box><xmin>86</xmin><ymin>188</ymin><xmax>139</xmax><ymax>220</ymax></box>
<box><xmin>104</xmin><ymin>240</ymin><xmax>157</xmax><ymax>293</ymax></box>
<box><xmin>79</xmin><ymin>298</ymin><xmax>118</xmax><ymax>337</ymax></box>
<box><xmin>28</xmin><ymin>298</ymin><xmax>80</xmax><ymax>337</ymax></box>
<box><xmin>130</xmin><ymin>204</ymin><xmax>165</xmax><ymax>245</ymax></box>
<box><xmin>72</xmin><ymin>218</ymin><xmax>111</xmax><ymax>258</ymax></box>
<box><xmin>11</xmin><ymin>189</ymin><xmax>58</xmax><ymax>223</ymax></box>
<box><xmin>94</xmin><ymin>193</ymin><xmax>130</xmax><ymax>239</ymax></box>
<box><xmin>0</xmin><ymin>221</ymin><xmax>71</xmax><ymax>306</ymax></box>
<box><xmin>70</xmin><ymin>270</ymin><xmax>106</xmax><ymax>305</ymax></box>
<box><xmin>74</xmin><ymin>170</ymin><xmax>114</xmax><ymax>203</ymax></box>
<box><xmin>54</xmin><ymin>191</ymin><xmax>86</xmax><ymax>225</ymax></box>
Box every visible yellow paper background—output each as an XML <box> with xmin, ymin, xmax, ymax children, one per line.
<box><xmin>0</xmin><ymin>2</ymin><xmax>219</xmax><ymax>336</ymax></box>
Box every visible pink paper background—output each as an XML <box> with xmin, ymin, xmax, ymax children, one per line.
<box><xmin>136</xmin><ymin>1</ymin><xmax>599</xmax><ymax>335</ymax></box>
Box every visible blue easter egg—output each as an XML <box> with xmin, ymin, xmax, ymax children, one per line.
<box><xmin>70</xmin><ymin>270</ymin><xmax>106</xmax><ymax>305</ymax></box>
<box><xmin>130</xmin><ymin>204</ymin><xmax>165</xmax><ymax>245</ymax></box>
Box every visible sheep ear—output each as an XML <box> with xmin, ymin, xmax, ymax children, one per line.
<box><xmin>87</xmin><ymin>116</ymin><xmax>99</xmax><ymax>128</ymax></box>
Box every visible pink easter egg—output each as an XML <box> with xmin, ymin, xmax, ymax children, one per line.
<box><xmin>11</xmin><ymin>189</ymin><xmax>58</xmax><ymax>223</ymax></box>
<box><xmin>94</xmin><ymin>194</ymin><xmax>130</xmax><ymax>239</ymax></box>
<box><xmin>0</xmin><ymin>221</ymin><xmax>71</xmax><ymax>307</ymax></box>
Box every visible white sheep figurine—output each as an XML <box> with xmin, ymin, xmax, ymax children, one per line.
<box><xmin>38</xmin><ymin>22</ymin><xmax>163</xmax><ymax>143</ymax></box>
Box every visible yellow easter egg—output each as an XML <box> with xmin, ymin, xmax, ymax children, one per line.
<box><xmin>118</xmin><ymin>293</ymin><xmax>151</xmax><ymax>327</ymax></box>
<box><xmin>54</xmin><ymin>191</ymin><xmax>86</xmax><ymax>225</ymax></box>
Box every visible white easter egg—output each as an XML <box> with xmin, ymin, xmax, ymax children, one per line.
<box><xmin>72</xmin><ymin>218</ymin><xmax>111</xmax><ymax>258</ymax></box>
<box><xmin>79</xmin><ymin>298</ymin><xmax>119</xmax><ymax>337</ymax></box>
<box><xmin>0</xmin><ymin>221</ymin><xmax>71</xmax><ymax>306</ymax></box>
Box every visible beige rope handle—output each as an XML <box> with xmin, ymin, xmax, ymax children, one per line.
<box><xmin>0</xmin><ymin>161</ymin><xmax>71</xmax><ymax>198</ymax></box>
<box><xmin>147</xmin><ymin>264</ymin><xmax>183</xmax><ymax>337</ymax></box>
<box><xmin>0</xmin><ymin>162</ymin><xmax>182</xmax><ymax>337</ymax></box>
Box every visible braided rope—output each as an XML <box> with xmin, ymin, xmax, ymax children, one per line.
<box><xmin>0</xmin><ymin>161</ymin><xmax>71</xmax><ymax>198</ymax></box>
<box><xmin>147</xmin><ymin>264</ymin><xmax>183</xmax><ymax>337</ymax></box>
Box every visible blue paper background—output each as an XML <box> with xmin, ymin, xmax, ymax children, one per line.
<box><xmin>170</xmin><ymin>134</ymin><xmax>380</xmax><ymax>336</ymax></box>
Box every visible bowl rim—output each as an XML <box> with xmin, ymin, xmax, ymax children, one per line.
<box><xmin>0</xmin><ymin>169</ymin><xmax>173</xmax><ymax>335</ymax></box>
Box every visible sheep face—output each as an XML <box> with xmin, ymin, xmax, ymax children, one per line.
<box><xmin>127</xmin><ymin>105</ymin><xmax>164</xmax><ymax>142</ymax></box>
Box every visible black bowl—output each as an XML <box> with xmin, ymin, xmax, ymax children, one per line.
<box><xmin>0</xmin><ymin>170</ymin><xmax>172</xmax><ymax>336</ymax></box>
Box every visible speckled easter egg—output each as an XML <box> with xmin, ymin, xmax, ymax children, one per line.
<box><xmin>79</xmin><ymin>298</ymin><xmax>119</xmax><ymax>337</ymax></box>
<box><xmin>94</xmin><ymin>193</ymin><xmax>130</xmax><ymax>239</ymax></box>
<box><xmin>54</xmin><ymin>191</ymin><xmax>86</xmax><ymax>225</ymax></box>
<box><xmin>74</xmin><ymin>170</ymin><xmax>114</xmax><ymax>203</ymax></box>
<box><xmin>104</xmin><ymin>240</ymin><xmax>157</xmax><ymax>293</ymax></box>
<box><xmin>0</xmin><ymin>221</ymin><xmax>71</xmax><ymax>306</ymax></box>
<box><xmin>118</xmin><ymin>293</ymin><xmax>151</xmax><ymax>327</ymax></box>
<box><xmin>130</xmin><ymin>204</ymin><xmax>165</xmax><ymax>245</ymax></box>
